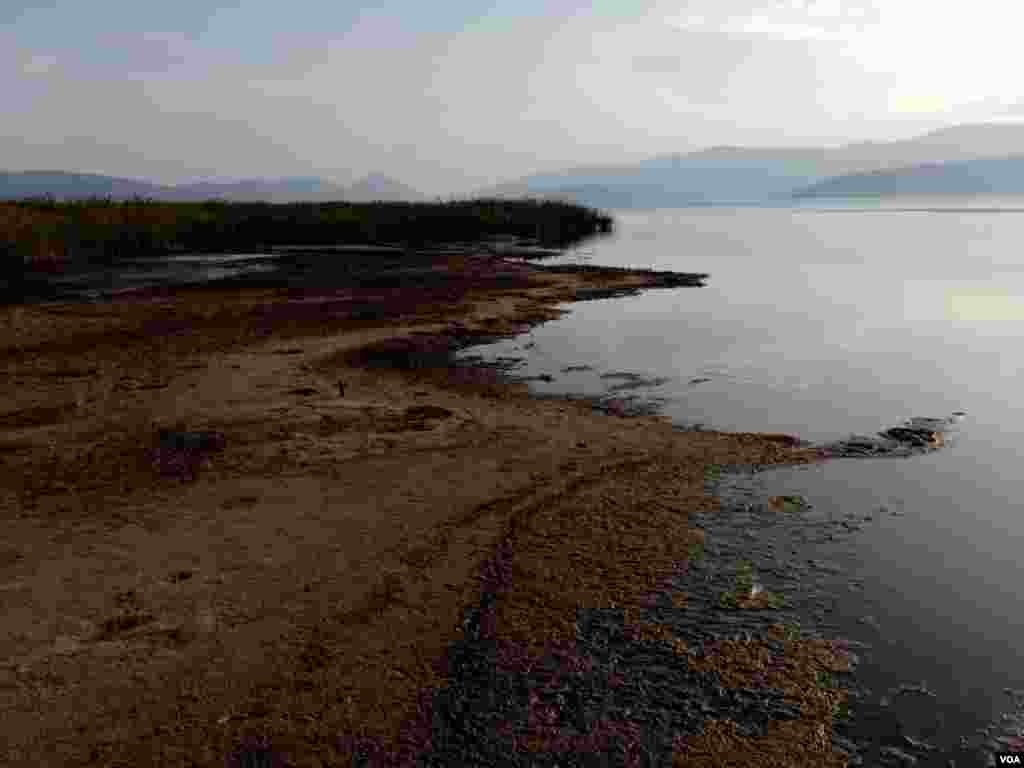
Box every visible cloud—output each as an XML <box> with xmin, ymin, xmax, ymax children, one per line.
<box><xmin>21</xmin><ymin>53</ymin><xmax>58</xmax><ymax>75</ymax></box>
<box><xmin>650</xmin><ymin>0</ymin><xmax>1024</xmax><ymax>126</ymax></box>
<box><xmin>631</xmin><ymin>54</ymin><xmax>685</xmax><ymax>74</ymax></box>
<box><xmin>665</xmin><ymin>0</ymin><xmax>879</xmax><ymax>44</ymax></box>
<box><xmin>7</xmin><ymin>0</ymin><xmax>1024</xmax><ymax>194</ymax></box>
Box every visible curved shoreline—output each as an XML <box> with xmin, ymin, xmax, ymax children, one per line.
<box><xmin>1</xmin><ymin>253</ymin><xmax>854</xmax><ymax>767</ymax></box>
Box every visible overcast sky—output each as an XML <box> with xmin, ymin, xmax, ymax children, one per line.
<box><xmin>4</xmin><ymin>1</ymin><xmax>1023</xmax><ymax>195</ymax></box>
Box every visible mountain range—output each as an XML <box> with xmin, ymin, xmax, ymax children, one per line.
<box><xmin>0</xmin><ymin>171</ymin><xmax>422</xmax><ymax>203</ymax></box>
<box><xmin>479</xmin><ymin>123</ymin><xmax>1024</xmax><ymax>206</ymax></box>
<box><xmin>793</xmin><ymin>155</ymin><xmax>1024</xmax><ymax>198</ymax></box>
<box><xmin>8</xmin><ymin>124</ymin><xmax>1024</xmax><ymax>207</ymax></box>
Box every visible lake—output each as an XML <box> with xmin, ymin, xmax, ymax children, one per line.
<box><xmin>457</xmin><ymin>198</ymin><xmax>1024</xmax><ymax>766</ymax></box>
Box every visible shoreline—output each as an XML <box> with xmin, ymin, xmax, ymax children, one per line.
<box><xmin>1</xmin><ymin>252</ymin><xmax>852</xmax><ymax>767</ymax></box>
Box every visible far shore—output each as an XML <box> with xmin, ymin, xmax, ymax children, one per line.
<box><xmin>0</xmin><ymin>250</ymin><xmax>852</xmax><ymax>767</ymax></box>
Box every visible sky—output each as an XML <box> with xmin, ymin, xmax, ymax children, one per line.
<box><xmin>4</xmin><ymin>0</ymin><xmax>1024</xmax><ymax>196</ymax></box>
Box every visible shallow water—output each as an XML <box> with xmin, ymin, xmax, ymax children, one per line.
<box><xmin>37</xmin><ymin>253</ymin><xmax>280</xmax><ymax>301</ymax></box>
<box><xmin>457</xmin><ymin>198</ymin><xmax>1024</xmax><ymax>766</ymax></box>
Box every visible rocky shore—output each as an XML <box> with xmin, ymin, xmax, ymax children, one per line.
<box><xmin>0</xmin><ymin>250</ymin><xmax>888</xmax><ymax>767</ymax></box>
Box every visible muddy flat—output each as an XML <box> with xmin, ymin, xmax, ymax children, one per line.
<box><xmin>0</xmin><ymin>253</ymin><xmax>847</xmax><ymax>767</ymax></box>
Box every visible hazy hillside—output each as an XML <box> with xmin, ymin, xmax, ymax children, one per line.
<box><xmin>529</xmin><ymin>184</ymin><xmax>664</xmax><ymax>209</ymax></box>
<box><xmin>480</xmin><ymin>155</ymin><xmax>823</xmax><ymax>207</ymax></box>
<box><xmin>342</xmin><ymin>173</ymin><xmax>422</xmax><ymax>202</ymax></box>
<box><xmin>483</xmin><ymin>158</ymin><xmax>820</xmax><ymax>207</ymax></box>
<box><xmin>482</xmin><ymin>123</ymin><xmax>1024</xmax><ymax>207</ymax></box>
<box><xmin>0</xmin><ymin>171</ymin><xmax>421</xmax><ymax>203</ymax></box>
<box><xmin>9</xmin><ymin>124</ymin><xmax>1024</xmax><ymax>207</ymax></box>
<box><xmin>167</xmin><ymin>177</ymin><xmax>351</xmax><ymax>202</ymax></box>
<box><xmin>0</xmin><ymin>172</ymin><xmax>171</xmax><ymax>200</ymax></box>
<box><xmin>793</xmin><ymin>155</ymin><xmax>1024</xmax><ymax>198</ymax></box>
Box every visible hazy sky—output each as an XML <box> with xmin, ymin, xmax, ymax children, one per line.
<box><xmin>5</xmin><ymin>0</ymin><xmax>1023</xmax><ymax>195</ymax></box>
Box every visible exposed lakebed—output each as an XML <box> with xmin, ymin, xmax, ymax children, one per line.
<box><xmin>15</xmin><ymin>212</ymin><xmax>1024</xmax><ymax>764</ymax></box>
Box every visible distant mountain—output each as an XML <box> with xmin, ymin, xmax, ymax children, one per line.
<box><xmin>481</xmin><ymin>156</ymin><xmax>820</xmax><ymax>208</ymax></box>
<box><xmin>904</xmin><ymin>124</ymin><xmax>1024</xmax><ymax>155</ymax></box>
<box><xmin>481</xmin><ymin>123</ymin><xmax>1024</xmax><ymax>207</ymax></box>
<box><xmin>168</xmin><ymin>176</ymin><xmax>351</xmax><ymax>202</ymax></box>
<box><xmin>342</xmin><ymin>173</ymin><xmax>422</xmax><ymax>202</ymax></box>
<box><xmin>0</xmin><ymin>171</ymin><xmax>171</xmax><ymax>200</ymax></box>
<box><xmin>793</xmin><ymin>155</ymin><xmax>1024</xmax><ymax>198</ymax></box>
<box><xmin>0</xmin><ymin>171</ymin><xmax>421</xmax><ymax>203</ymax></box>
<box><xmin>531</xmin><ymin>184</ymin><xmax>666</xmax><ymax>209</ymax></box>
<box><xmin>519</xmin><ymin>168</ymin><xmax>814</xmax><ymax>208</ymax></box>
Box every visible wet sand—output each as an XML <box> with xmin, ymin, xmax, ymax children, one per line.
<box><xmin>0</xmin><ymin>252</ymin><xmax>851</xmax><ymax>766</ymax></box>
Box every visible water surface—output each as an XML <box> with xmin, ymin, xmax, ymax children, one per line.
<box><xmin>458</xmin><ymin>197</ymin><xmax>1024</xmax><ymax>765</ymax></box>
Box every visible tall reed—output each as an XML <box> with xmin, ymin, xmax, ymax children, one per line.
<box><xmin>0</xmin><ymin>197</ymin><xmax>613</xmax><ymax>278</ymax></box>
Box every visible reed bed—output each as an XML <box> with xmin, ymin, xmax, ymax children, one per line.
<box><xmin>0</xmin><ymin>197</ymin><xmax>613</xmax><ymax>279</ymax></box>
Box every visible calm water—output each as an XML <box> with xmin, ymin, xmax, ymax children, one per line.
<box><xmin>42</xmin><ymin>253</ymin><xmax>279</xmax><ymax>300</ymax></box>
<box><xmin>459</xmin><ymin>199</ymin><xmax>1024</xmax><ymax>765</ymax></box>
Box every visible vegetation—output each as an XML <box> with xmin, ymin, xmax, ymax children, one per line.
<box><xmin>0</xmin><ymin>196</ymin><xmax>613</xmax><ymax>279</ymax></box>
<box><xmin>719</xmin><ymin>561</ymin><xmax>784</xmax><ymax>610</ymax></box>
<box><xmin>686</xmin><ymin>541</ymin><xmax>705</xmax><ymax>561</ymax></box>
<box><xmin>781</xmin><ymin>622</ymin><xmax>801</xmax><ymax>641</ymax></box>
<box><xmin>767</xmin><ymin>494</ymin><xmax>811</xmax><ymax>514</ymax></box>
<box><xmin>816</xmin><ymin>670</ymin><xmax>836</xmax><ymax>689</ymax></box>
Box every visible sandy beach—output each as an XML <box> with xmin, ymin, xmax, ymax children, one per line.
<box><xmin>0</xmin><ymin>253</ymin><xmax>851</xmax><ymax>767</ymax></box>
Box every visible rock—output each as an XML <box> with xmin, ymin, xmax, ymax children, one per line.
<box><xmin>903</xmin><ymin>735</ymin><xmax>936</xmax><ymax>751</ymax></box>
<box><xmin>894</xmin><ymin>681</ymin><xmax>936</xmax><ymax>699</ymax></box>
<box><xmin>226</xmin><ymin>736</ymin><xmax>285</xmax><ymax>768</ymax></box>
<box><xmin>879</xmin><ymin>746</ymin><xmax>919</xmax><ymax>766</ymax></box>
<box><xmin>857</xmin><ymin>615</ymin><xmax>881</xmax><ymax>631</ymax></box>
<box><xmin>880</xmin><ymin>427</ymin><xmax>938</xmax><ymax>447</ymax></box>
<box><xmin>821</xmin><ymin>415</ymin><xmax>959</xmax><ymax>458</ymax></box>
<box><xmin>405</xmin><ymin>405</ymin><xmax>453</xmax><ymax>420</ymax></box>
<box><xmin>157</xmin><ymin>429</ymin><xmax>226</xmax><ymax>453</ymax></box>
<box><xmin>151</xmin><ymin>429</ymin><xmax>227</xmax><ymax>481</ymax></box>
<box><xmin>767</xmin><ymin>495</ymin><xmax>810</xmax><ymax>514</ymax></box>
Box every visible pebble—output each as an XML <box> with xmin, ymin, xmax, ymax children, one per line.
<box><xmin>857</xmin><ymin>615</ymin><xmax>881</xmax><ymax>631</ymax></box>
<box><xmin>903</xmin><ymin>735</ymin><xmax>936</xmax><ymax>751</ymax></box>
<box><xmin>879</xmin><ymin>745</ymin><xmax>919</xmax><ymax>765</ymax></box>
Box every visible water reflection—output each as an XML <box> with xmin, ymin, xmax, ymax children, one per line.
<box><xmin>459</xmin><ymin>201</ymin><xmax>1024</xmax><ymax>765</ymax></box>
